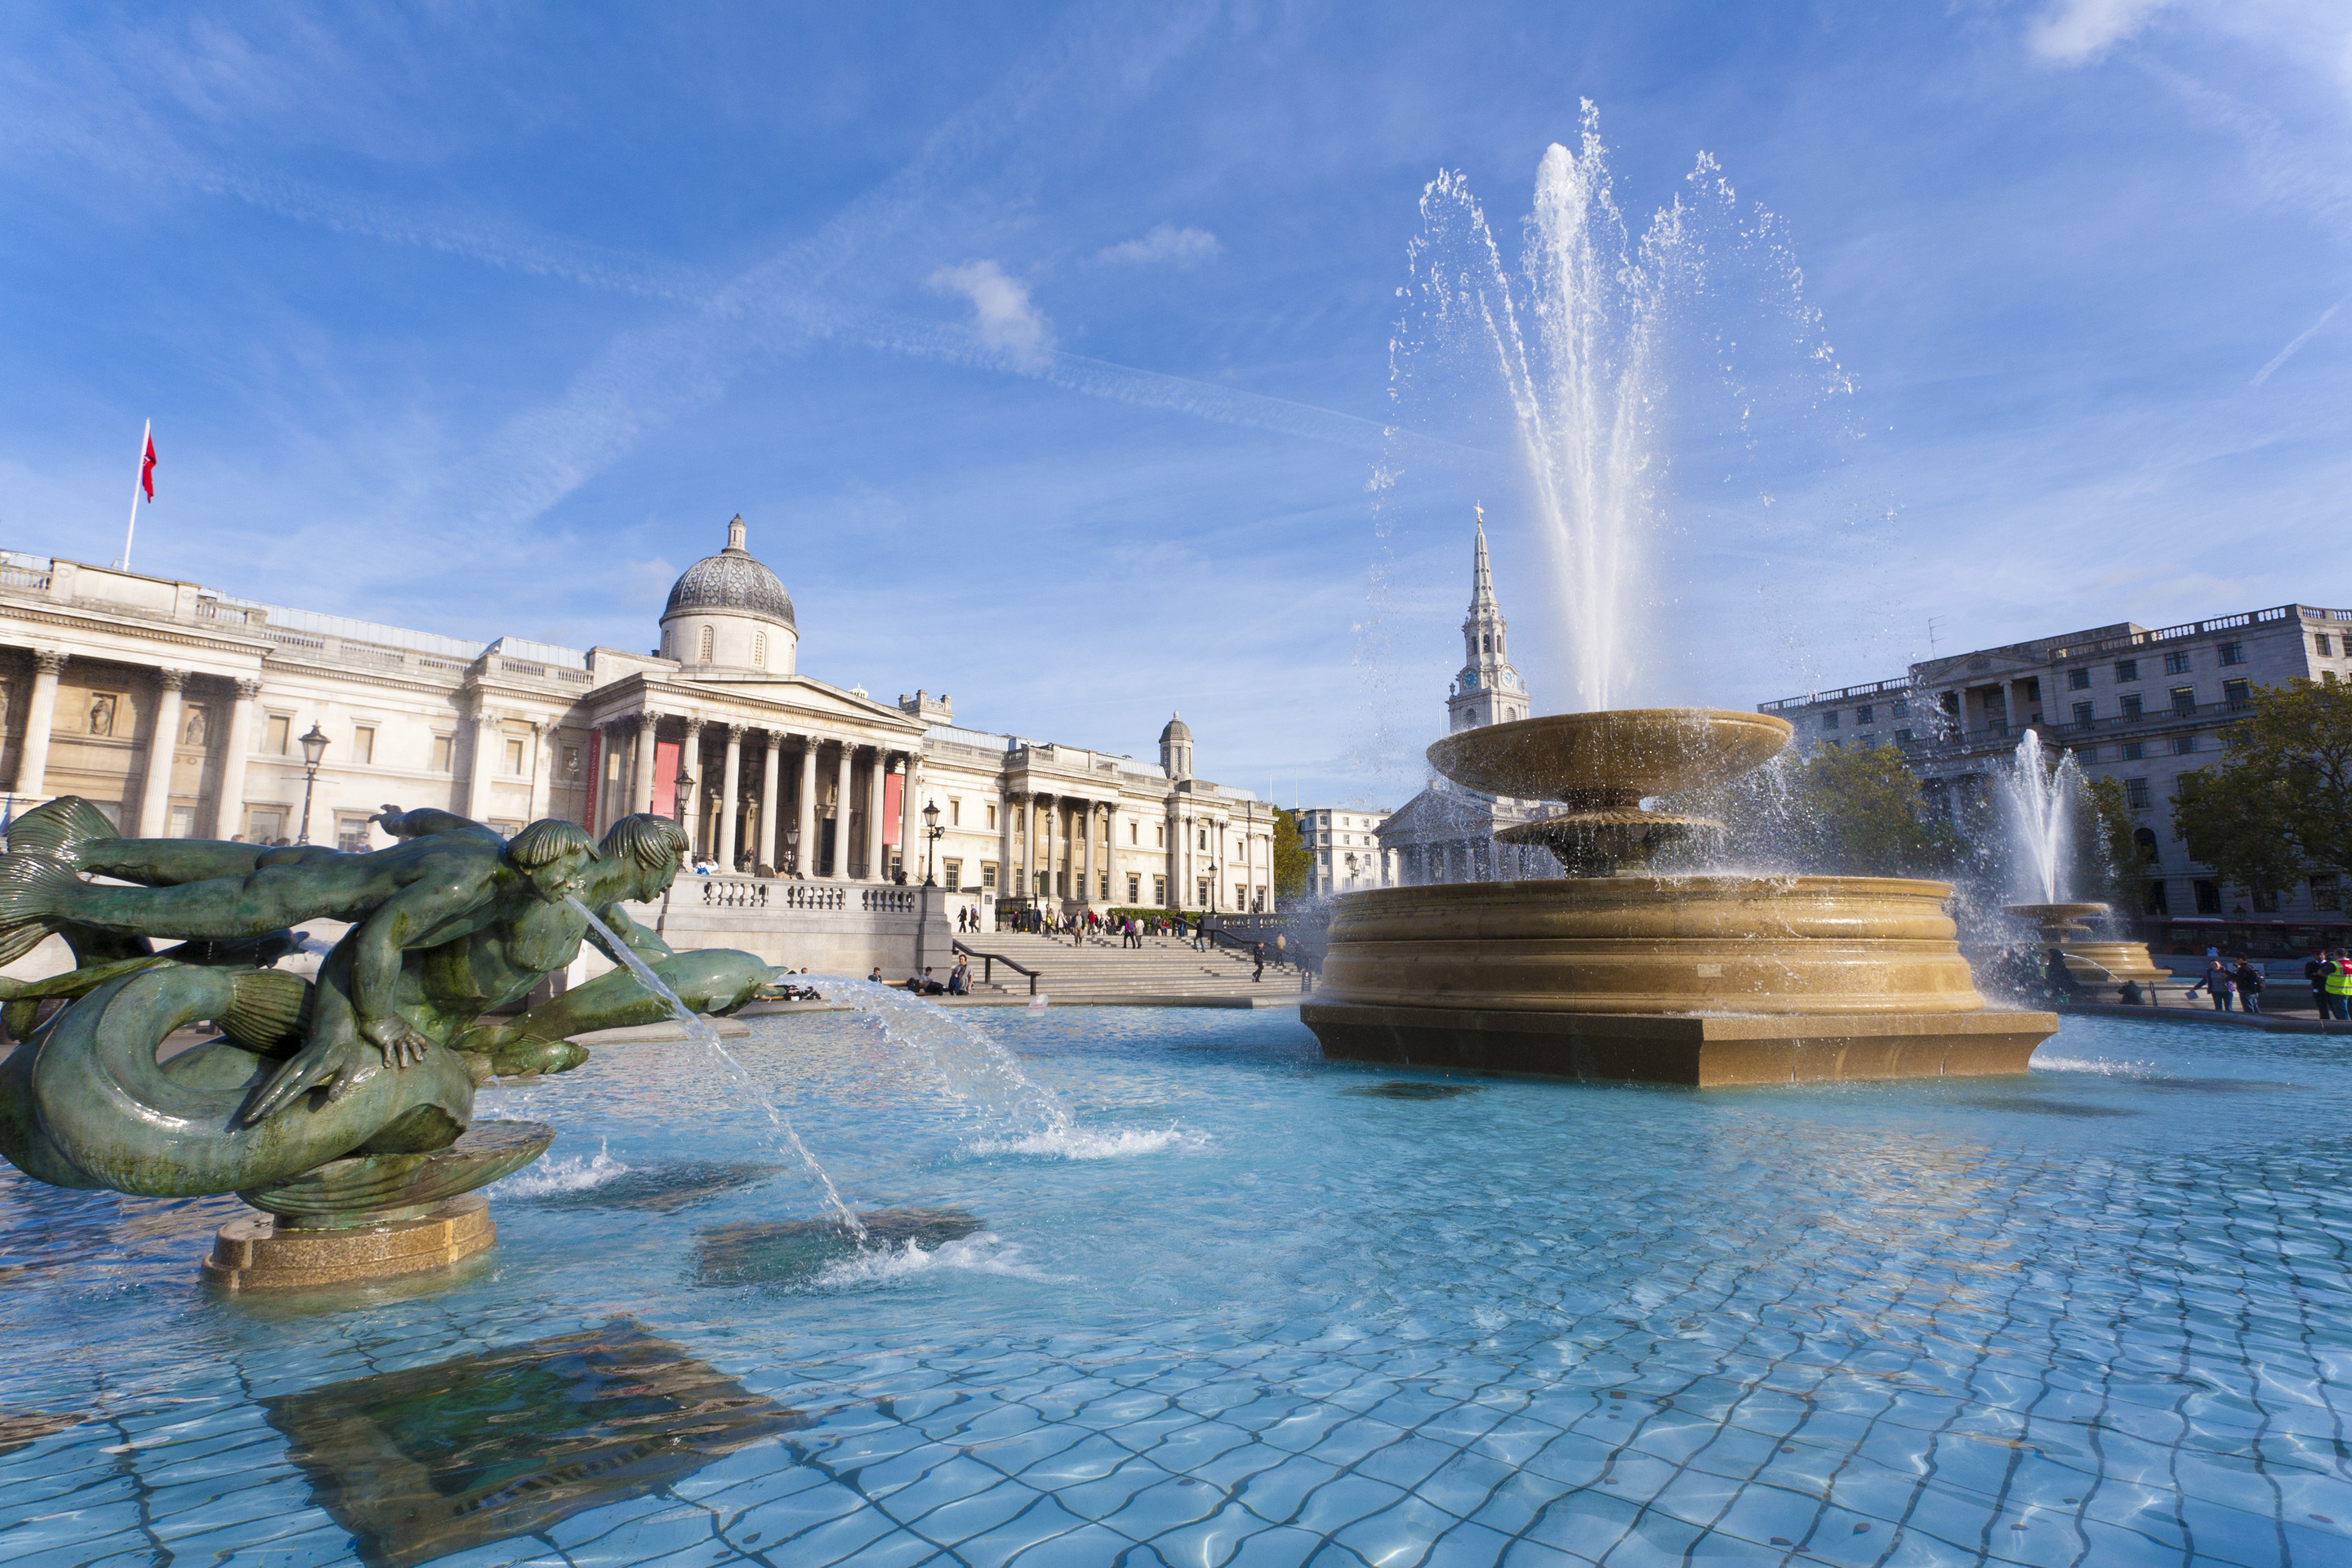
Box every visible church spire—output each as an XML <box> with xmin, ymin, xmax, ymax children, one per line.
<box><xmin>1470</xmin><ymin>503</ymin><xmax>1497</xmax><ymax>613</ymax></box>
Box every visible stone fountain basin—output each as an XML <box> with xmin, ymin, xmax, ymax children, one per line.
<box><xmin>1427</xmin><ymin>708</ymin><xmax>1793</xmax><ymax>804</ymax></box>
<box><xmin>1318</xmin><ymin>875</ymin><xmax>1987</xmax><ymax>1015</ymax></box>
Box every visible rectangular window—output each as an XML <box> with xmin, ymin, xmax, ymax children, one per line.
<box><xmin>505</xmin><ymin>737</ymin><xmax>526</xmax><ymax>774</ymax></box>
<box><xmin>2218</xmin><ymin>640</ymin><xmax>2245</xmax><ymax>666</ymax></box>
<box><xmin>2146</xmin><ymin>880</ymin><xmax>2168</xmax><ymax>915</ymax></box>
<box><xmin>1153</xmin><ymin>875</ymin><xmax>1166</xmax><ymax>905</ymax></box>
<box><xmin>2115</xmin><ymin>658</ymin><xmax>2139</xmax><ymax>682</ymax></box>
<box><xmin>2170</xmin><ymin>685</ymin><xmax>2196</xmax><ymax>715</ymax></box>
<box><xmin>2252</xmin><ymin>887</ymin><xmax>2280</xmax><ymax>913</ymax></box>
<box><xmin>2124</xmin><ymin>777</ymin><xmax>2151</xmax><ymax>808</ymax></box>
<box><xmin>1034</xmin><ymin>869</ymin><xmax>1049</xmax><ymax>897</ymax></box>
<box><xmin>942</xmin><ymin>858</ymin><xmax>962</xmax><ymax>891</ymax></box>
<box><xmin>430</xmin><ymin>734</ymin><xmax>453</xmax><ymax>772</ymax></box>
<box><xmin>2319</xmin><ymin>634</ymin><xmax>2335</xmax><ymax>657</ymax></box>
<box><xmin>351</xmin><ymin>724</ymin><xmax>375</xmax><ymax>765</ymax></box>
<box><xmin>1100</xmin><ymin>872</ymin><xmax>1110</xmax><ymax>898</ymax></box>
<box><xmin>2172</xmin><ymin>733</ymin><xmax>2198</xmax><ymax>755</ymax></box>
<box><xmin>2073</xmin><ymin>701</ymin><xmax>2094</xmax><ymax>728</ymax></box>
<box><xmin>265</xmin><ymin>715</ymin><xmax>291</xmax><ymax>755</ymax></box>
<box><xmin>2068</xmin><ymin>669</ymin><xmax>2091</xmax><ymax>691</ymax></box>
<box><xmin>1981</xmin><ymin>688</ymin><xmax>2005</xmax><ymax>710</ymax></box>
<box><xmin>1894</xmin><ymin>728</ymin><xmax>1912</xmax><ymax>743</ymax></box>
<box><xmin>1819</xmin><ymin>710</ymin><xmax>1839</xmax><ymax>730</ymax></box>
<box><xmin>2311</xmin><ymin>875</ymin><xmax>2342</xmax><ymax>911</ymax></box>
<box><xmin>2194</xmin><ymin>880</ymin><xmax>2221</xmax><ymax>914</ymax></box>
<box><xmin>1939</xmin><ymin>692</ymin><xmax>1960</xmax><ymax>715</ymax></box>
<box><xmin>2329</xmin><ymin>671</ymin><xmax>2342</xmax><ymax>686</ymax></box>
<box><xmin>986</xmin><ymin>804</ymin><xmax>997</xmax><ymax>830</ymax></box>
<box><xmin>1891</xmin><ymin>699</ymin><xmax>1909</xmax><ymax>719</ymax></box>
<box><xmin>2223</xmin><ymin>679</ymin><xmax>2251</xmax><ymax>709</ymax></box>
<box><xmin>1855</xmin><ymin>705</ymin><xmax>1873</xmax><ymax>725</ymax></box>
<box><xmin>168</xmin><ymin>805</ymin><xmax>196</xmax><ymax>837</ymax></box>
<box><xmin>2165</xmin><ymin>648</ymin><xmax>2191</xmax><ymax>675</ymax></box>
<box><xmin>2120</xmin><ymin>695</ymin><xmax>2143</xmax><ymax>720</ymax></box>
<box><xmin>980</xmin><ymin>860</ymin><xmax>997</xmax><ymax>891</ymax></box>
<box><xmin>336</xmin><ymin>813</ymin><xmax>372</xmax><ymax>853</ymax></box>
<box><xmin>2122</xmin><ymin>741</ymin><xmax>2145</xmax><ymax>760</ymax></box>
<box><xmin>2076</xmin><ymin>746</ymin><xmax>2098</xmax><ymax>763</ymax></box>
<box><xmin>1129</xmin><ymin>821</ymin><xmax>1138</xmax><ymax>844</ymax></box>
<box><xmin>1128</xmin><ymin>873</ymin><xmax>1141</xmax><ymax>902</ymax></box>
<box><xmin>1156</xmin><ymin>825</ymin><xmax>1165</xmax><ymax>848</ymax></box>
<box><xmin>1196</xmin><ymin>879</ymin><xmax>1210</xmax><ymax>906</ymax></box>
<box><xmin>246</xmin><ymin>808</ymin><xmax>283</xmax><ymax>843</ymax></box>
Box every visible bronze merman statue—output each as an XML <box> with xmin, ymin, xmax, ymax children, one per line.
<box><xmin>0</xmin><ymin>798</ymin><xmax>768</xmax><ymax>1267</ymax></box>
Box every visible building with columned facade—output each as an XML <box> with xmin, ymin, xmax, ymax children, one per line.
<box><xmin>0</xmin><ymin>517</ymin><xmax>1274</xmax><ymax>922</ymax></box>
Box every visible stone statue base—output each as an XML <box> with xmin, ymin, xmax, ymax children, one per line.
<box><xmin>1303</xmin><ymin>1004</ymin><xmax>2060</xmax><ymax>1087</ymax></box>
<box><xmin>203</xmin><ymin>1192</ymin><xmax>497</xmax><ymax>1291</ymax></box>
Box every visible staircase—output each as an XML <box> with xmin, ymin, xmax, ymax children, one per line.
<box><xmin>946</xmin><ymin>930</ymin><xmax>1303</xmax><ymax>1007</ymax></box>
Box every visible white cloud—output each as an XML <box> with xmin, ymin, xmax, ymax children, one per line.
<box><xmin>1095</xmin><ymin>223</ymin><xmax>1222</xmax><ymax>266</ymax></box>
<box><xmin>927</xmin><ymin>260</ymin><xmax>1055</xmax><ymax>368</ymax></box>
<box><xmin>2027</xmin><ymin>0</ymin><xmax>2171</xmax><ymax>63</ymax></box>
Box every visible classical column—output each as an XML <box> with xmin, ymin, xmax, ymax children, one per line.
<box><xmin>1166</xmin><ymin>804</ymin><xmax>1181</xmax><ymax>909</ymax></box>
<box><xmin>759</xmin><ymin>731</ymin><xmax>782</xmax><ymax>871</ymax></box>
<box><xmin>1015</xmin><ymin>792</ymin><xmax>1034</xmax><ymax>901</ymax></box>
<box><xmin>1077</xmin><ymin>800</ymin><xmax>1094</xmax><ymax>905</ymax></box>
<box><xmin>679</xmin><ymin>717</ymin><xmax>706</xmax><ymax>853</ymax></box>
<box><xmin>896</xmin><ymin>754</ymin><xmax>919</xmax><ymax>882</ymax></box>
<box><xmin>999</xmin><ymin>790</ymin><xmax>1018</xmax><ymax>904</ymax></box>
<box><xmin>12</xmin><ymin>650</ymin><xmax>65</xmax><ymax>801</ymax></box>
<box><xmin>718</xmin><ymin>724</ymin><xmax>744</xmax><ymax>870</ymax></box>
<box><xmin>212</xmin><ymin>678</ymin><xmax>263</xmax><ymax>839</ymax></box>
<box><xmin>796</xmin><ymin>737</ymin><xmax>818</xmax><ymax>875</ymax></box>
<box><xmin>831</xmin><ymin>739</ymin><xmax>852</xmax><ymax>878</ymax></box>
<box><xmin>1044</xmin><ymin>793</ymin><xmax>1062</xmax><ymax>902</ymax></box>
<box><xmin>462</xmin><ymin>705</ymin><xmax>499</xmax><ymax>822</ymax></box>
<box><xmin>527</xmin><ymin>722</ymin><xmax>552</xmax><ymax>824</ymax></box>
<box><xmin>630</xmin><ymin>712</ymin><xmax>660</xmax><ymax>817</ymax></box>
<box><xmin>137</xmin><ymin>667</ymin><xmax>186</xmax><ymax>836</ymax></box>
<box><xmin>863</xmin><ymin>746</ymin><xmax>885</xmax><ymax>881</ymax></box>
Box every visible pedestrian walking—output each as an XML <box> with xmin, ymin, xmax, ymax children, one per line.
<box><xmin>1252</xmin><ymin>941</ymin><xmax>1266</xmax><ymax>982</ymax></box>
<box><xmin>2234</xmin><ymin>959</ymin><xmax>2264</xmax><ymax>1015</ymax></box>
<box><xmin>2187</xmin><ymin>958</ymin><xmax>2235</xmax><ymax>1013</ymax></box>
<box><xmin>2308</xmin><ymin>949</ymin><xmax>2332</xmax><ymax>1016</ymax></box>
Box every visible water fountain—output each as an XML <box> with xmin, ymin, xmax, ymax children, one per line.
<box><xmin>1998</xmin><ymin>729</ymin><xmax>2167</xmax><ymax>998</ymax></box>
<box><xmin>1304</xmin><ymin>709</ymin><xmax>2057</xmax><ymax>1084</ymax></box>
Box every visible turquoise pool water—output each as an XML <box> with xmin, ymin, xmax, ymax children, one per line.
<box><xmin>3</xmin><ymin>1005</ymin><xmax>2349</xmax><ymax>1566</ymax></box>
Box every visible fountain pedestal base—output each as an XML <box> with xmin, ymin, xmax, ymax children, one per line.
<box><xmin>202</xmin><ymin>1193</ymin><xmax>497</xmax><ymax>1291</ymax></box>
<box><xmin>1303</xmin><ymin>1004</ymin><xmax>2058</xmax><ymax>1087</ymax></box>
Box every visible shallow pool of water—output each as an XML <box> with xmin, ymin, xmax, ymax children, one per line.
<box><xmin>4</xmin><ymin>1007</ymin><xmax>2349</xmax><ymax>1566</ymax></box>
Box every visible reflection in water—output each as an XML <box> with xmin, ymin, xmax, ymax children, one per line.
<box><xmin>0</xmin><ymin>1408</ymin><xmax>85</xmax><ymax>1458</ymax></box>
<box><xmin>1343</xmin><ymin>1080</ymin><xmax>1483</xmax><ymax>1099</ymax></box>
<box><xmin>523</xmin><ymin>1160</ymin><xmax>779</xmax><ymax>1214</ymax></box>
<box><xmin>1955</xmin><ymin>1096</ymin><xmax>2144</xmax><ymax>1119</ymax></box>
<box><xmin>261</xmin><ymin>1320</ymin><xmax>804</xmax><ymax>1568</ymax></box>
<box><xmin>696</xmin><ymin>1207</ymin><xmax>986</xmax><ymax>1287</ymax></box>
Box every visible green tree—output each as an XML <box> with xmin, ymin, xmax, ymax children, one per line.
<box><xmin>1272</xmin><ymin>808</ymin><xmax>1312</xmax><ymax>902</ymax></box>
<box><xmin>2168</xmin><ymin>679</ymin><xmax>2352</xmax><ymax>902</ymax></box>
<box><xmin>2082</xmin><ymin>774</ymin><xmax>2156</xmax><ymax>913</ymax></box>
<box><xmin>1697</xmin><ymin>743</ymin><xmax>1961</xmax><ymax>876</ymax></box>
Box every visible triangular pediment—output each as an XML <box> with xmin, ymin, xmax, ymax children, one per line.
<box><xmin>635</xmin><ymin>672</ymin><xmax>924</xmax><ymax>735</ymax></box>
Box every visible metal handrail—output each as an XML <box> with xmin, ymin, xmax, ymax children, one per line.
<box><xmin>953</xmin><ymin>939</ymin><xmax>1039</xmax><ymax>996</ymax></box>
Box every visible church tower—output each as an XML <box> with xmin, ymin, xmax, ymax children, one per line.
<box><xmin>1446</xmin><ymin>508</ymin><xmax>1528</xmax><ymax>733</ymax></box>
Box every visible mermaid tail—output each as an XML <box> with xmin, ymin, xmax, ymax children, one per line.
<box><xmin>0</xmin><ymin>965</ymin><xmax>474</xmax><ymax>1197</ymax></box>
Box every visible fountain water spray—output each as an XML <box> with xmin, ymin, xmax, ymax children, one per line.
<box><xmin>1998</xmin><ymin>730</ymin><xmax>2081</xmax><ymax>906</ymax></box>
<box><xmin>567</xmin><ymin>898</ymin><xmax>866</xmax><ymax>1239</ymax></box>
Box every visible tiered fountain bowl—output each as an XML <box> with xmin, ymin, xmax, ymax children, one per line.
<box><xmin>2003</xmin><ymin>902</ymin><xmax>2170</xmax><ymax>997</ymax></box>
<box><xmin>1303</xmin><ymin>710</ymin><xmax>2058</xmax><ymax>1086</ymax></box>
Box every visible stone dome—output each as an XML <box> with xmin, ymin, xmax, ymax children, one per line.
<box><xmin>662</xmin><ymin>515</ymin><xmax>795</xmax><ymax>629</ymax></box>
<box><xmin>1159</xmin><ymin>710</ymin><xmax>1192</xmax><ymax>743</ymax></box>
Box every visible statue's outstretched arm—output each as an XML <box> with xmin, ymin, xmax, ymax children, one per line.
<box><xmin>372</xmin><ymin>805</ymin><xmax>504</xmax><ymax>844</ymax></box>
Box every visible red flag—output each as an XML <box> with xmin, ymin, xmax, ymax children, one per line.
<box><xmin>140</xmin><ymin>431</ymin><xmax>158</xmax><ymax>501</ymax></box>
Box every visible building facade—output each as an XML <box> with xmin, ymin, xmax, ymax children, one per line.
<box><xmin>1377</xmin><ymin>513</ymin><xmax>1555</xmax><ymax>885</ymax></box>
<box><xmin>1759</xmin><ymin>603</ymin><xmax>2352</xmax><ymax>951</ymax></box>
<box><xmin>0</xmin><ymin>519</ymin><xmax>1274</xmax><ymax>919</ymax></box>
<box><xmin>1295</xmin><ymin>805</ymin><xmax>1394</xmax><ymax>897</ymax></box>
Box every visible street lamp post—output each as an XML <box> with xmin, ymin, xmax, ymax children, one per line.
<box><xmin>295</xmin><ymin>723</ymin><xmax>329</xmax><ymax>845</ymax></box>
<box><xmin>674</xmin><ymin>763</ymin><xmax>695</xmax><ymax>862</ymax></box>
<box><xmin>784</xmin><ymin>824</ymin><xmax>801</xmax><ymax>877</ymax></box>
<box><xmin>921</xmin><ymin>799</ymin><xmax>945</xmax><ymax>886</ymax></box>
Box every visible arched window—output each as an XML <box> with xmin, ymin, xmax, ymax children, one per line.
<box><xmin>697</xmin><ymin>626</ymin><xmax>714</xmax><ymax>663</ymax></box>
<box><xmin>753</xmin><ymin>630</ymin><xmax>768</xmax><ymax>668</ymax></box>
<box><xmin>2132</xmin><ymin>826</ymin><xmax>2158</xmax><ymax>862</ymax></box>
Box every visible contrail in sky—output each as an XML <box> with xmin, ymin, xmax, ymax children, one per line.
<box><xmin>2251</xmin><ymin>292</ymin><xmax>2347</xmax><ymax>386</ymax></box>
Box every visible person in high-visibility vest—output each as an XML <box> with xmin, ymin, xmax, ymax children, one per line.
<box><xmin>2326</xmin><ymin>949</ymin><xmax>2352</xmax><ymax>1022</ymax></box>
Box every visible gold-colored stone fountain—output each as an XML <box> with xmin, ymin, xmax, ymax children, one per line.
<box><xmin>2003</xmin><ymin>902</ymin><xmax>2169</xmax><ymax>997</ymax></box>
<box><xmin>1303</xmin><ymin>710</ymin><xmax>2059</xmax><ymax>1086</ymax></box>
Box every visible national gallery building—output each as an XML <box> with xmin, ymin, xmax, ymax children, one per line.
<box><xmin>0</xmin><ymin>518</ymin><xmax>1276</xmax><ymax>916</ymax></box>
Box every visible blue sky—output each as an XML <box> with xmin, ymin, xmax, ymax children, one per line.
<box><xmin>2</xmin><ymin>2</ymin><xmax>2347</xmax><ymax>808</ymax></box>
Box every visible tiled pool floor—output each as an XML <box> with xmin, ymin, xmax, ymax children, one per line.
<box><xmin>4</xmin><ymin>1007</ymin><xmax>2348</xmax><ymax>1566</ymax></box>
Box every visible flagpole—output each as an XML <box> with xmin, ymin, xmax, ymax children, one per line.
<box><xmin>123</xmin><ymin>418</ymin><xmax>149</xmax><ymax>572</ymax></box>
